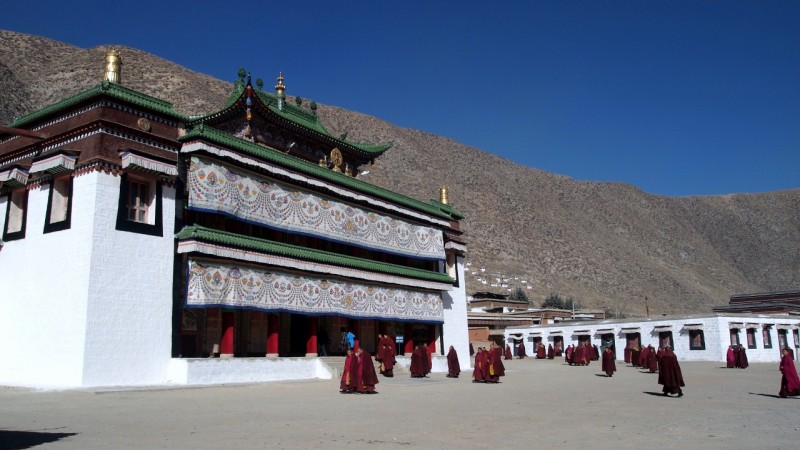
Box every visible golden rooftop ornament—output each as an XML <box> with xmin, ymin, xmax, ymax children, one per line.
<box><xmin>439</xmin><ymin>185</ymin><xmax>449</xmax><ymax>205</ymax></box>
<box><xmin>104</xmin><ymin>49</ymin><xmax>121</xmax><ymax>83</ymax></box>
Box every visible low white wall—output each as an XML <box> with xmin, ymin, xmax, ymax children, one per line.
<box><xmin>167</xmin><ymin>358</ymin><xmax>333</xmax><ymax>386</ymax></box>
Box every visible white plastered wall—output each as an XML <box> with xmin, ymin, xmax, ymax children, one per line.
<box><xmin>441</xmin><ymin>255</ymin><xmax>471</xmax><ymax>370</ymax></box>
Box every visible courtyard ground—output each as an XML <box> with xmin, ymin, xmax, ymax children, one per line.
<box><xmin>0</xmin><ymin>358</ymin><xmax>798</xmax><ymax>449</ymax></box>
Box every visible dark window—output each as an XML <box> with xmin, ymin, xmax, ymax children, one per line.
<box><xmin>730</xmin><ymin>329</ymin><xmax>741</xmax><ymax>346</ymax></box>
<box><xmin>746</xmin><ymin>329</ymin><xmax>757</xmax><ymax>349</ymax></box>
<box><xmin>3</xmin><ymin>189</ymin><xmax>28</xmax><ymax>241</ymax></box>
<box><xmin>659</xmin><ymin>331</ymin><xmax>673</xmax><ymax>349</ymax></box>
<box><xmin>762</xmin><ymin>327</ymin><xmax>773</xmax><ymax>349</ymax></box>
<box><xmin>116</xmin><ymin>173</ymin><xmax>163</xmax><ymax>236</ymax></box>
<box><xmin>43</xmin><ymin>176</ymin><xmax>72</xmax><ymax>233</ymax></box>
<box><xmin>689</xmin><ymin>330</ymin><xmax>705</xmax><ymax>350</ymax></box>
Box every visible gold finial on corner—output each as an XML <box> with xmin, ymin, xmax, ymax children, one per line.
<box><xmin>319</xmin><ymin>155</ymin><xmax>328</xmax><ymax>167</ymax></box>
<box><xmin>104</xmin><ymin>49</ymin><xmax>121</xmax><ymax>84</ymax></box>
<box><xmin>439</xmin><ymin>185</ymin><xmax>449</xmax><ymax>205</ymax></box>
<box><xmin>275</xmin><ymin>72</ymin><xmax>285</xmax><ymax>96</ymax></box>
<box><xmin>345</xmin><ymin>164</ymin><xmax>352</xmax><ymax>177</ymax></box>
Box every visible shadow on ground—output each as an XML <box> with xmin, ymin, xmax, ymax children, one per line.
<box><xmin>0</xmin><ymin>430</ymin><xmax>77</xmax><ymax>449</ymax></box>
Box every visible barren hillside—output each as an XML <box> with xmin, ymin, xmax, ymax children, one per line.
<box><xmin>2</xmin><ymin>30</ymin><xmax>798</xmax><ymax>315</ymax></box>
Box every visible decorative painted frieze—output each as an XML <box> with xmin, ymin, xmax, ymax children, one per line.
<box><xmin>187</xmin><ymin>156</ymin><xmax>446</xmax><ymax>260</ymax></box>
<box><xmin>185</xmin><ymin>259</ymin><xmax>444</xmax><ymax>323</ymax></box>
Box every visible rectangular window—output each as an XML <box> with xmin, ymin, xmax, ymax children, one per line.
<box><xmin>746</xmin><ymin>329</ymin><xmax>757</xmax><ymax>349</ymax></box>
<box><xmin>730</xmin><ymin>329</ymin><xmax>740</xmax><ymax>346</ymax></box>
<box><xmin>115</xmin><ymin>173</ymin><xmax>163</xmax><ymax>236</ymax></box>
<box><xmin>659</xmin><ymin>331</ymin><xmax>673</xmax><ymax>349</ymax></box>
<box><xmin>3</xmin><ymin>189</ymin><xmax>28</xmax><ymax>241</ymax></box>
<box><xmin>127</xmin><ymin>179</ymin><xmax>150</xmax><ymax>223</ymax></box>
<box><xmin>778</xmin><ymin>330</ymin><xmax>788</xmax><ymax>350</ymax></box>
<box><xmin>43</xmin><ymin>176</ymin><xmax>72</xmax><ymax>233</ymax></box>
<box><xmin>689</xmin><ymin>330</ymin><xmax>705</xmax><ymax>350</ymax></box>
<box><xmin>762</xmin><ymin>327</ymin><xmax>773</xmax><ymax>349</ymax></box>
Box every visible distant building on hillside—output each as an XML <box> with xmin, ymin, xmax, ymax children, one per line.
<box><xmin>712</xmin><ymin>290</ymin><xmax>800</xmax><ymax>315</ymax></box>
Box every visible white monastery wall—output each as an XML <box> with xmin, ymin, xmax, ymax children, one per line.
<box><xmin>506</xmin><ymin>314</ymin><xmax>800</xmax><ymax>364</ymax></box>
<box><xmin>441</xmin><ymin>255</ymin><xmax>471</xmax><ymax>369</ymax></box>
<box><xmin>166</xmin><ymin>357</ymin><xmax>332</xmax><ymax>386</ymax></box>
<box><xmin>0</xmin><ymin>176</ymin><xmax>94</xmax><ymax>387</ymax></box>
<box><xmin>81</xmin><ymin>172</ymin><xmax>175</xmax><ymax>387</ymax></box>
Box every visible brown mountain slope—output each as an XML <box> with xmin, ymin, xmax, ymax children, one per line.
<box><xmin>2</xmin><ymin>30</ymin><xmax>798</xmax><ymax>315</ymax></box>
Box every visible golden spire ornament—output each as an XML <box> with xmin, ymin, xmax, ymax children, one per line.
<box><xmin>104</xmin><ymin>49</ymin><xmax>121</xmax><ymax>83</ymax></box>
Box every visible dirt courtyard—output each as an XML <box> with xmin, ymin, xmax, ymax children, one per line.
<box><xmin>1</xmin><ymin>358</ymin><xmax>798</xmax><ymax>449</ymax></box>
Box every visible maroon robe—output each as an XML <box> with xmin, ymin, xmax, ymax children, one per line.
<box><xmin>630</xmin><ymin>348</ymin><xmax>640</xmax><ymax>367</ymax></box>
<box><xmin>380</xmin><ymin>341</ymin><xmax>396</xmax><ymax>377</ymax></box>
<box><xmin>565</xmin><ymin>345</ymin><xmax>574</xmax><ymax>364</ymax></box>
<box><xmin>421</xmin><ymin>344</ymin><xmax>432</xmax><ymax>376</ymax></box>
<box><xmin>601</xmin><ymin>348</ymin><xmax>616</xmax><ymax>377</ymax></box>
<box><xmin>447</xmin><ymin>346</ymin><xmax>461</xmax><ymax>378</ymax></box>
<box><xmin>547</xmin><ymin>344</ymin><xmax>554</xmax><ymax>359</ymax></box>
<box><xmin>472</xmin><ymin>349</ymin><xmax>487</xmax><ymax>382</ymax></box>
<box><xmin>504</xmin><ymin>345</ymin><xmax>513</xmax><ymax>360</ymax></box>
<box><xmin>486</xmin><ymin>347</ymin><xmax>505</xmax><ymax>382</ymax></box>
<box><xmin>356</xmin><ymin>350</ymin><xmax>379</xmax><ymax>393</ymax></box>
<box><xmin>624</xmin><ymin>347</ymin><xmax>631</xmax><ymax>363</ymax></box>
<box><xmin>518</xmin><ymin>342</ymin><xmax>527</xmax><ymax>359</ymax></box>
<box><xmin>639</xmin><ymin>346</ymin><xmax>650</xmax><ymax>369</ymax></box>
<box><xmin>340</xmin><ymin>351</ymin><xmax>357</xmax><ymax>392</ymax></box>
<box><xmin>726</xmin><ymin>347</ymin><xmax>735</xmax><ymax>368</ymax></box>
<box><xmin>536</xmin><ymin>344</ymin><xmax>545</xmax><ymax>359</ymax></box>
<box><xmin>648</xmin><ymin>348</ymin><xmax>658</xmax><ymax>373</ymax></box>
<box><xmin>410</xmin><ymin>346</ymin><xmax>425</xmax><ymax>377</ymax></box>
<box><xmin>779</xmin><ymin>352</ymin><xmax>800</xmax><ymax>397</ymax></box>
<box><xmin>657</xmin><ymin>350</ymin><xmax>685</xmax><ymax>396</ymax></box>
<box><xmin>739</xmin><ymin>347</ymin><xmax>749</xmax><ymax>369</ymax></box>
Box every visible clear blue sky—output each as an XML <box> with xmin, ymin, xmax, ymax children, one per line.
<box><xmin>3</xmin><ymin>1</ymin><xmax>798</xmax><ymax>196</ymax></box>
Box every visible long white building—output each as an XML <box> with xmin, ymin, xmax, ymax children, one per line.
<box><xmin>505</xmin><ymin>314</ymin><xmax>800</xmax><ymax>363</ymax></box>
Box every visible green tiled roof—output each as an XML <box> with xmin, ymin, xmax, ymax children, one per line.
<box><xmin>187</xmin><ymin>83</ymin><xmax>391</xmax><ymax>157</ymax></box>
<box><xmin>176</xmin><ymin>225</ymin><xmax>455</xmax><ymax>285</ymax></box>
<box><xmin>8</xmin><ymin>81</ymin><xmax>186</xmax><ymax>128</ymax></box>
<box><xmin>179</xmin><ymin>124</ymin><xmax>463</xmax><ymax>222</ymax></box>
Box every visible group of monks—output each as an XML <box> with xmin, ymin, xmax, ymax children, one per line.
<box><xmin>409</xmin><ymin>343</ymin><xmax>432</xmax><ymax>378</ymax></box>
<box><xmin>726</xmin><ymin>345</ymin><xmax>749</xmax><ymax>369</ymax></box>
<box><xmin>339</xmin><ymin>347</ymin><xmax>379</xmax><ymax>394</ymax></box>
<box><xmin>504</xmin><ymin>343</ymin><xmax>557</xmax><ymax>360</ymax></box>
<box><xmin>564</xmin><ymin>343</ymin><xmax>599</xmax><ymax>366</ymax></box>
<box><xmin>472</xmin><ymin>344</ymin><xmax>505</xmax><ymax>383</ymax></box>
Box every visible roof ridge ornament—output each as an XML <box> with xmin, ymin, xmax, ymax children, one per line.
<box><xmin>104</xmin><ymin>49</ymin><xmax>121</xmax><ymax>84</ymax></box>
<box><xmin>275</xmin><ymin>72</ymin><xmax>286</xmax><ymax>110</ymax></box>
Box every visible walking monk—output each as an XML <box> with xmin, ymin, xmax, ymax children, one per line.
<box><xmin>447</xmin><ymin>345</ymin><xmax>461</xmax><ymax>378</ymax></box>
<box><xmin>340</xmin><ymin>348</ymin><xmax>357</xmax><ymax>393</ymax></box>
<box><xmin>355</xmin><ymin>348</ymin><xmax>378</xmax><ymax>394</ymax></box>
<box><xmin>658</xmin><ymin>347</ymin><xmax>684</xmax><ymax>397</ymax></box>
<box><xmin>778</xmin><ymin>347</ymin><xmax>800</xmax><ymax>398</ymax></box>
<box><xmin>601</xmin><ymin>346</ymin><xmax>616</xmax><ymax>377</ymax></box>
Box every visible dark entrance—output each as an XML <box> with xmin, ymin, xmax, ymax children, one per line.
<box><xmin>289</xmin><ymin>314</ymin><xmax>309</xmax><ymax>356</ymax></box>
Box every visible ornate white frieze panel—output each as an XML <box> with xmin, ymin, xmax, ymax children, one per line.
<box><xmin>185</xmin><ymin>260</ymin><xmax>444</xmax><ymax>323</ymax></box>
<box><xmin>187</xmin><ymin>156</ymin><xmax>445</xmax><ymax>260</ymax></box>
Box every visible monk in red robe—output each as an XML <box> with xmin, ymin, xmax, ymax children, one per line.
<box><xmin>536</xmin><ymin>343</ymin><xmax>546</xmax><ymax>359</ymax></box>
<box><xmin>421</xmin><ymin>343</ymin><xmax>432</xmax><ymax>376</ymax></box>
<box><xmin>601</xmin><ymin>346</ymin><xmax>616</xmax><ymax>377</ymax></box>
<box><xmin>380</xmin><ymin>337</ymin><xmax>396</xmax><ymax>377</ymax></box>
<box><xmin>504</xmin><ymin>344</ymin><xmax>513</xmax><ymax>360</ymax></box>
<box><xmin>518</xmin><ymin>342</ymin><xmax>527</xmax><ymax>359</ymax></box>
<box><xmin>624</xmin><ymin>346</ymin><xmax>631</xmax><ymax>364</ymax></box>
<box><xmin>630</xmin><ymin>346</ymin><xmax>640</xmax><ymax>367</ymax></box>
<box><xmin>472</xmin><ymin>347</ymin><xmax>487</xmax><ymax>382</ymax></box>
<box><xmin>639</xmin><ymin>345</ymin><xmax>650</xmax><ymax>369</ymax></box>
<box><xmin>737</xmin><ymin>345</ymin><xmax>749</xmax><ymax>369</ymax></box>
<box><xmin>565</xmin><ymin>345</ymin><xmax>574</xmax><ymax>365</ymax></box>
<box><xmin>658</xmin><ymin>347</ymin><xmax>684</xmax><ymax>397</ymax></box>
<box><xmin>726</xmin><ymin>346</ymin><xmax>735</xmax><ymax>368</ymax></box>
<box><xmin>446</xmin><ymin>345</ymin><xmax>461</xmax><ymax>378</ymax></box>
<box><xmin>486</xmin><ymin>344</ymin><xmax>505</xmax><ymax>383</ymax></box>
<box><xmin>547</xmin><ymin>344</ymin><xmax>554</xmax><ymax>359</ymax></box>
<box><xmin>355</xmin><ymin>348</ymin><xmax>378</xmax><ymax>394</ymax></box>
<box><xmin>648</xmin><ymin>345</ymin><xmax>658</xmax><ymax>373</ymax></box>
<box><xmin>340</xmin><ymin>348</ymin><xmax>357</xmax><ymax>393</ymax></box>
<box><xmin>779</xmin><ymin>347</ymin><xmax>800</xmax><ymax>398</ymax></box>
<box><xmin>410</xmin><ymin>345</ymin><xmax>425</xmax><ymax>378</ymax></box>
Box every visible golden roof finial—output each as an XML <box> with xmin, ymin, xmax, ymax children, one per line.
<box><xmin>439</xmin><ymin>185</ymin><xmax>449</xmax><ymax>205</ymax></box>
<box><xmin>104</xmin><ymin>49</ymin><xmax>121</xmax><ymax>84</ymax></box>
<box><xmin>275</xmin><ymin>72</ymin><xmax>285</xmax><ymax>96</ymax></box>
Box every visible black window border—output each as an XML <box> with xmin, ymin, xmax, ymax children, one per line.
<box><xmin>115</xmin><ymin>173</ymin><xmax>163</xmax><ymax>237</ymax></box>
<box><xmin>2</xmin><ymin>189</ymin><xmax>28</xmax><ymax>242</ymax></box>
<box><xmin>688</xmin><ymin>329</ymin><xmax>705</xmax><ymax>350</ymax></box>
<box><xmin>43</xmin><ymin>176</ymin><xmax>73</xmax><ymax>234</ymax></box>
<box><xmin>746</xmin><ymin>328</ymin><xmax>757</xmax><ymax>349</ymax></box>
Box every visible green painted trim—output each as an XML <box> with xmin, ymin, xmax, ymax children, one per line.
<box><xmin>179</xmin><ymin>125</ymin><xmax>463</xmax><ymax>222</ymax></box>
<box><xmin>8</xmin><ymin>81</ymin><xmax>186</xmax><ymax>128</ymax></box>
<box><xmin>176</xmin><ymin>225</ymin><xmax>455</xmax><ymax>284</ymax></box>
